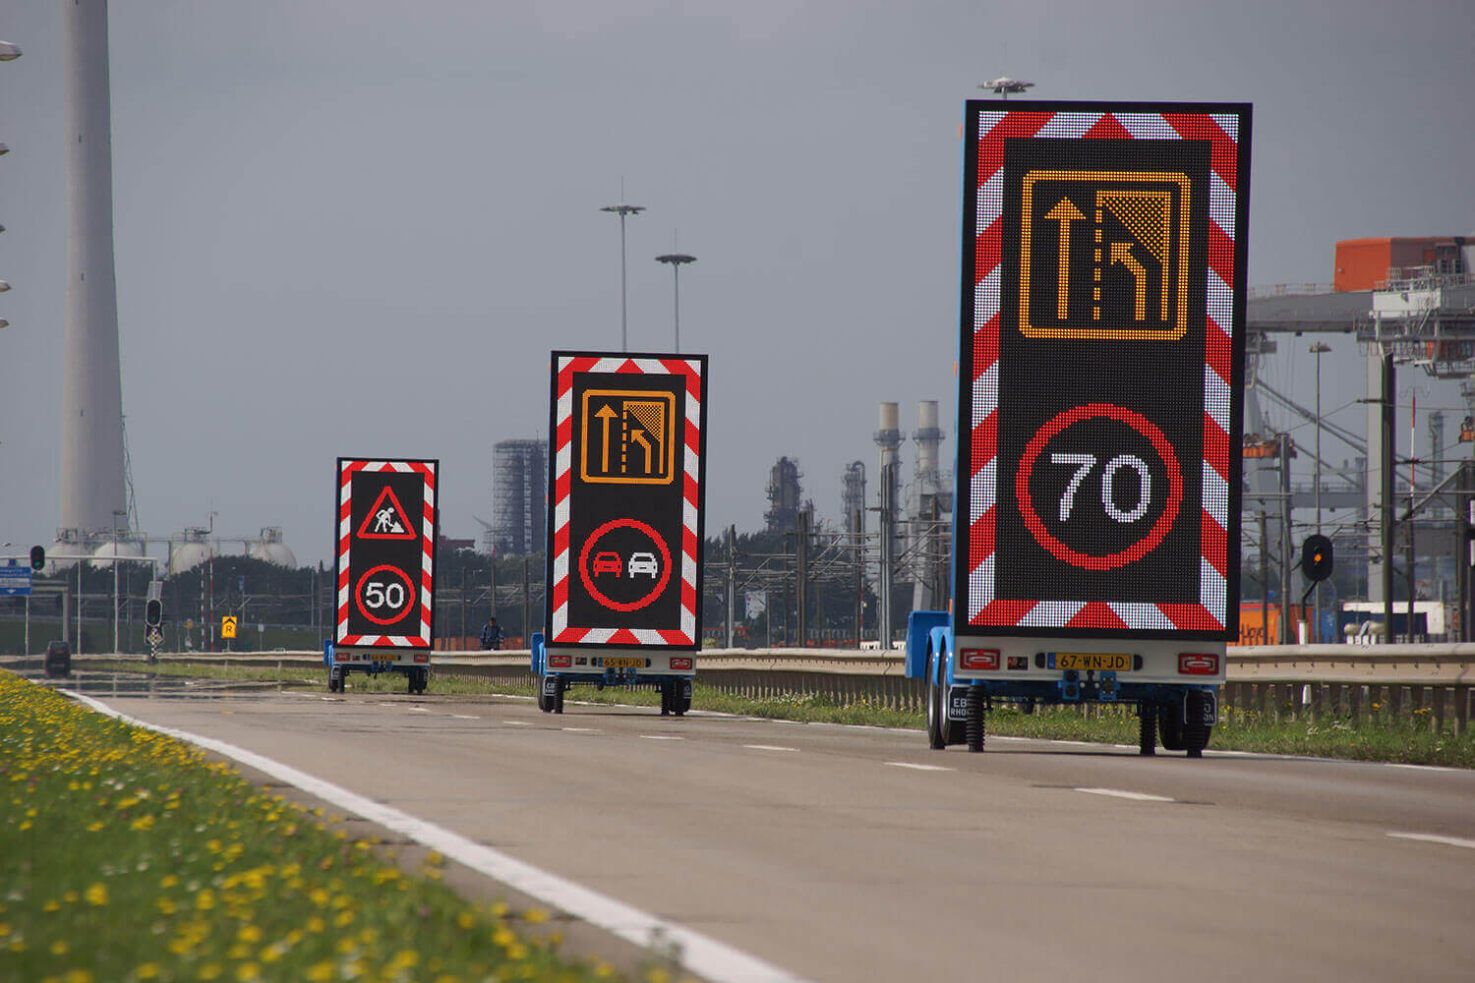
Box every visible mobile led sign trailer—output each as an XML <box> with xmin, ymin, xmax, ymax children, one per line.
<box><xmin>329</xmin><ymin>458</ymin><xmax>439</xmax><ymax>694</ymax></box>
<box><xmin>536</xmin><ymin>352</ymin><xmax>708</xmax><ymax>716</ymax></box>
<box><xmin>904</xmin><ymin>101</ymin><xmax>1251</xmax><ymax>758</ymax></box>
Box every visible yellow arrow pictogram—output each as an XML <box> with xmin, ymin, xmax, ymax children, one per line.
<box><xmin>1044</xmin><ymin>198</ymin><xmax>1086</xmax><ymax>320</ymax></box>
<box><xmin>629</xmin><ymin>429</ymin><xmax>653</xmax><ymax>474</ymax></box>
<box><xmin>594</xmin><ymin>403</ymin><xmax>618</xmax><ymax>473</ymax></box>
<box><xmin>1110</xmin><ymin>241</ymin><xmax>1149</xmax><ymax>321</ymax></box>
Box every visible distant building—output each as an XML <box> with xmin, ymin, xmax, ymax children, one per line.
<box><xmin>765</xmin><ymin>456</ymin><xmax>805</xmax><ymax>534</ymax></box>
<box><xmin>492</xmin><ymin>439</ymin><xmax>547</xmax><ymax>555</ymax></box>
<box><xmin>438</xmin><ymin>535</ymin><xmax>476</xmax><ymax>554</ymax></box>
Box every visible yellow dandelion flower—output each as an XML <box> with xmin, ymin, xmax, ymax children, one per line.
<box><xmin>130</xmin><ymin>814</ymin><xmax>156</xmax><ymax>831</ymax></box>
<box><xmin>43</xmin><ymin>900</ymin><xmax>60</xmax><ymax>913</ymax></box>
<box><xmin>234</xmin><ymin>963</ymin><xmax>260</xmax><ymax>982</ymax></box>
<box><xmin>84</xmin><ymin>883</ymin><xmax>108</xmax><ymax>907</ymax></box>
<box><xmin>391</xmin><ymin>950</ymin><xmax>419</xmax><ymax>969</ymax></box>
<box><xmin>86</xmin><ymin>822</ymin><xmax>104</xmax><ymax>833</ymax></box>
<box><xmin>63</xmin><ymin>891</ymin><xmax>79</xmax><ymax>904</ymax></box>
<box><xmin>645</xmin><ymin>969</ymin><xmax>671</xmax><ymax>983</ymax></box>
<box><xmin>197</xmin><ymin>966</ymin><xmax>222</xmax><ymax>981</ymax></box>
<box><xmin>237</xmin><ymin>925</ymin><xmax>261</xmax><ymax>944</ymax></box>
<box><xmin>333</xmin><ymin>910</ymin><xmax>354</xmax><ymax>928</ymax></box>
<box><xmin>523</xmin><ymin>908</ymin><xmax>549</xmax><ymax>924</ymax></box>
<box><xmin>64</xmin><ymin>971</ymin><xmax>94</xmax><ymax>983</ymax></box>
<box><xmin>306</xmin><ymin>962</ymin><xmax>334</xmax><ymax>982</ymax></box>
<box><xmin>50</xmin><ymin>939</ymin><xmax>69</xmax><ymax>955</ymax></box>
<box><xmin>455</xmin><ymin>912</ymin><xmax>474</xmax><ymax>930</ymax></box>
<box><xmin>156</xmin><ymin>897</ymin><xmax>177</xmax><ymax>916</ymax></box>
<box><xmin>306</xmin><ymin>916</ymin><xmax>325</xmax><ymax>934</ymax></box>
<box><xmin>136</xmin><ymin>963</ymin><xmax>161</xmax><ymax>980</ymax></box>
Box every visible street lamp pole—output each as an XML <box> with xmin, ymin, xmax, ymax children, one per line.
<box><xmin>112</xmin><ymin>509</ymin><xmax>126</xmax><ymax>654</ymax></box>
<box><xmin>0</xmin><ymin>38</ymin><xmax>18</xmax><ymax>333</ymax></box>
<box><xmin>600</xmin><ymin>203</ymin><xmax>645</xmax><ymax>352</ymax></box>
<box><xmin>655</xmin><ymin>253</ymin><xmax>696</xmax><ymax>352</ymax></box>
<box><xmin>1310</xmin><ymin>341</ymin><xmax>1331</xmax><ymax>642</ymax></box>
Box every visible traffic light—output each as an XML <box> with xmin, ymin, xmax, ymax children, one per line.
<box><xmin>1301</xmin><ymin>534</ymin><xmax>1334</xmax><ymax>583</ymax></box>
<box><xmin>145</xmin><ymin>599</ymin><xmax>163</xmax><ymax>628</ymax></box>
<box><xmin>29</xmin><ymin>545</ymin><xmax>44</xmax><ymax>571</ymax></box>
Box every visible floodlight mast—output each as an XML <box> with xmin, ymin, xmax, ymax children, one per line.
<box><xmin>979</xmin><ymin>76</ymin><xmax>1035</xmax><ymax>99</ymax></box>
<box><xmin>600</xmin><ymin>203</ymin><xmax>645</xmax><ymax>352</ymax></box>
<box><xmin>655</xmin><ymin>252</ymin><xmax>696</xmax><ymax>353</ymax></box>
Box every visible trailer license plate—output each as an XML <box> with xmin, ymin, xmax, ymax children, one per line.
<box><xmin>370</xmin><ymin>652</ymin><xmax>397</xmax><ymax>663</ymax></box>
<box><xmin>1053</xmin><ymin>652</ymin><xmax>1131</xmax><ymax>672</ymax></box>
<box><xmin>603</xmin><ymin>657</ymin><xmax>645</xmax><ymax>669</ymax></box>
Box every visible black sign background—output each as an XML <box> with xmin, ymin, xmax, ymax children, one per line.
<box><xmin>547</xmin><ymin>353</ymin><xmax>707</xmax><ymax>648</ymax></box>
<box><xmin>955</xmin><ymin>101</ymin><xmax>1250</xmax><ymax>640</ymax></box>
<box><xmin>335</xmin><ymin>460</ymin><xmax>438</xmax><ymax>645</ymax></box>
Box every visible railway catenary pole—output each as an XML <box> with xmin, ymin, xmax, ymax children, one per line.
<box><xmin>1311</xmin><ymin>341</ymin><xmax>1331</xmax><ymax>641</ymax></box>
<box><xmin>1279</xmin><ymin>433</ymin><xmax>1293</xmax><ymax>643</ymax></box>
<box><xmin>1382</xmin><ymin>353</ymin><xmax>1396</xmax><ymax>642</ymax></box>
<box><xmin>725</xmin><ymin>525</ymin><xmax>737</xmax><ymax>649</ymax></box>
<box><xmin>1259</xmin><ymin>510</ymin><xmax>1270</xmax><ymax>643</ymax></box>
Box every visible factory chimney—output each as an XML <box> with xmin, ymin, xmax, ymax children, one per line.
<box><xmin>58</xmin><ymin>0</ymin><xmax>127</xmax><ymax>542</ymax></box>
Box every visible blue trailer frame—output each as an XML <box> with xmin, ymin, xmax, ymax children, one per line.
<box><xmin>323</xmin><ymin>640</ymin><xmax>431</xmax><ymax>695</ymax></box>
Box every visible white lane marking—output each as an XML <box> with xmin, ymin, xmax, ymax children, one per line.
<box><xmin>408</xmin><ymin>707</ymin><xmax>431</xmax><ymax>713</ymax></box>
<box><xmin>502</xmin><ymin>720</ymin><xmax>531</xmax><ymax>727</ymax></box>
<box><xmin>451</xmin><ymin>714</ymin><xmax>480</xmax><ymax>720</ymax></box>
<box><xmin>641</xmin><ymin>735</ymin><xmax>685</xmax><ymax>741</ymax></box>
<box><xmin>63</xmin><ymin>691</ymin><xmax>809</xmax><ymax>983</ymax></box>
<box><xmin>886</xmin><ymin>762</ymin><xmax>953</xmax><ymax>772</ymax></box>
<box><xmin>378</xmin><ymin>702</ymin><xmax>398</xmax><ymax>708</ymax></box>
<box><xmin>1387</xmin><ymin>763</ymin><xmax>1460</xmax><ymax>774</ymax></box>
<box><xmin>1076</xmin><ymin>787</ymin><xmax>1175</xmax><ymax>803</ymax></box>
<box><xmin>743</xmin><ymin>744</ymin><xmax>799</xmax><ymax>752</ymax></box>
<box><xmin>562</xmin><ymin>727</ymin><xmax>599</xmax><ymax>733</ymax></box>
<box><xmin>1387</xmin><ymin>832</ymin><xmax>1475</xmax><ymax>850</ymax></box>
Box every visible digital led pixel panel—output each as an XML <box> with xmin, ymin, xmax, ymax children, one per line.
<box><xmin>956</xmin><ymin>101</ymin><xmax>1251</xmax><ymax>639</ymax></box>
<box><xmin>546</xmin><ymin>352</ymin><xmax>708</xmax><ymax>649</ymax></box>
<box><xmin>334</xmin><ymin>459</ymin><xmax>439</xmax><ymax>648</ymax></box>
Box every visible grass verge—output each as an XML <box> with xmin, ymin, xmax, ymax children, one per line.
<box><xmin>0</xmin><ymin>670</ymin><xmax>627</xmax><ymax>983</ymax></box>
<box><xmin>83</xmin><ymin>658</ymin><xmax>1475</xmax><ymax>768</ymax></box>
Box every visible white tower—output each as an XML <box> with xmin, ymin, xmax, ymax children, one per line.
<box><xmin>58</xmin><ymin>0</ymin><xmax>127</xmax><ymax>542</ymax></box>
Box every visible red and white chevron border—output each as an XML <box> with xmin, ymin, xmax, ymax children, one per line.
<box><xmin>550</xmin><ymin>356</ymin><xmax>703</xmax><ymax>646</ymax></box>
<box><xmin>968</xmin><ymin>109</ymin><xmax>1241</xmax><ymax>633</ymax></box>
<box><xmin>335</xmin><ymin>459</ymin><xmax>437</xmax><ymax>647</ymax></box>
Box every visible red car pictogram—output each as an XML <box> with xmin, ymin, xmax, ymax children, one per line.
<box><xmin>592</xmin><ymin>551</ymin><xmax>623</xmax><ymax>577</ymax></box>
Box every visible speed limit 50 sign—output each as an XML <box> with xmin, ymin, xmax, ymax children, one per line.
<box><xmin>957</xmin><ymin>101</ymin><xmax>1251</xmax><ymax>639</ymax></box>
<box><xmin>334</xmin><ymin>458</ymin><xmax>439</xmax><ymax>648</ymax></box>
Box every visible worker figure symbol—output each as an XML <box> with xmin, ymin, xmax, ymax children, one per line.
<box><xmin>1019</xmin><ymin>169</ymin><xmax>1195</xmax><ymax>341</ymax></box>
<box><xmin>580</xmin><ymin>389</ymin><xmax>677</xmax><ymax>485</ymax></box>
<box><xmin>356</xmin><ymin>485</ymin><xmax>418</xmax><ymax>541</ymax></box>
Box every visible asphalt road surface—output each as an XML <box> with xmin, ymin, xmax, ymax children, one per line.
<box><xmin>66</xmin><ymin>681</ymin><xmax>1475</xmax><ymax>982</ymax></box>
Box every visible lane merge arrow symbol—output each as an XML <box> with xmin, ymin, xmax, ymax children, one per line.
<box><xmin>1045</xmin><ymin>198</ymin><xmax>1086</xmax><ymax>320</ymax></box>
<box><xmin>1110</xmin><ymin>241</ymin><xmax>1149</xmax><ymax>321</ymax></box>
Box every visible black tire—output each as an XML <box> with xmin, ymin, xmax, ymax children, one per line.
<box><xmin>1158</xmin><ymin>700</ymin><xmax>1186</xmax><ymax>751</ymax></box>
<box><xmin>926</xmin><ymin>651</ymin><xmax>945</xmax><ymax>750</ymax></box>
<box><xmin>1138</xmin><ymin>704</ymin><xmax>1157</xmax><ymax>755</ymax></box>
<box><xmin>965</xmin><ymin>686</ymin><xmax>986</xmax><ymax>753</ymax></box>
<box><xmin>328</xmin><ymin>669</ymin><xmax>340</xmax><ymax>693</ymax></box>
<box><xmin>659</xmin><ymin>680</ymin><xmax>673</xmax><ymax>716</ymax></box>
<box><xmin>674</xmin><ymin>683</ymin><xmax>691</xmax><ymax>717</ymax></box>
<box><xmin>553</xmin><ymin>677</ymin><xmax>566</xmax><ymax>714</ymax></box>
<box><xmin>1182</xmin><ymin>690</ymin><xmax>1212</xmax><ymax>758</ymax></box>
<box><xmin>537</xmin><ymin>678</ymin><xmax>554</xmax><ymax>713</ymax></box>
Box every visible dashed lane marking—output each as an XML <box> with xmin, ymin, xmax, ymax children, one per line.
<box><xmin>885</xmin><ymin>762</ymin><xmax>953</xmax><ymax>772</ymax></box>
<box><xmin>63</xmin><ymin>691</ymin><xmax>810</xmax><ymax>983</ymax></box>
<box><xmin>641</xmin><ymin>735</ymin><xmax>685</xmax><ymax>741</ymax></box>
<box><xmin>1387</xmin><ymin>832</ymin><xmax>1475</xmax><ymax>850</ymax></box>
<box><xmin>562</xmin><ymin>727</ymin><xmax>600</xmax><ymax>733</ymax></box>
<box><xmin>451</xmin><ymin>714</ymin><xmax>479</xmax><ymax>720</ymax></box>
<box><xmin>501</xmin><ymin>720</ymin><xmax>531</xmax><ymax>727</ymax></box>
<box><xmin>743</xmin><ymin>744</ymin><xmax>799</xmax><ymax>752</ymax></box>
<box><xmin>1076</xmin><ymin>787</ymin><xmax>1175</xmax><ymax>803</ymax></box>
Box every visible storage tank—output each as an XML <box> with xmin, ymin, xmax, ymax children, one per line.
<box><xmin>168</xmin><ymin>530</ymin><xmax>214</xmax><ymax>575</ymax></box>
<box><xmin>90</xmin><ymin>539</ymin><xmax>143</xmax><ymax>566</ymax></box>
<box><xmin>248</xmin><ymin>527</ymin><xmax>297</xmax><ymax>568</ymax></box>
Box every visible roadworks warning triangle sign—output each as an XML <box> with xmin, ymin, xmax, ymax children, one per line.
<box><xmin>357</xmin><ymin>485</ymin><xmax>418</xmax><ymax>541</ymax></box>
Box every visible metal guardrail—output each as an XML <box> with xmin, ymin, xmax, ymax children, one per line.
<box><xmin>12</xmin><ymin>644</ymin><xmax>1470</xmax><ymax>736</ymax></box>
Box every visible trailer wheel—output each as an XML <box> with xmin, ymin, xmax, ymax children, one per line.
<box><xmin>674</xmin><ymin>682</ymin><xmax>691</xmax><ymax>717</ymax></box>
<box><xmin>553</xmin><ymin>677</ymin><xmax>566</xmax><ymax>714</ymax></box>
<box><xmin>1158</xmin><ymin>700</ymin><xmax>1185</xmax><ymax>751</ymax></box>
<box><xmin>926</xmin><ymin>651</ymin><xmax>945</xmax><ymax>750</ymax></box>
<box><xmin>537</xmin><ymin>678</ymin><xmax>554</xmax><ymax>713</ymax></box>
<box><xmin>328</xmin><ymin>668</ymin><xmax>342</xmax><ymax>693</ymax></box>
<box><xmin>1138</xmin><ymin>703</ymin><xmax>1157</xmax><ymax>755</ymax></box>
<box><xmin>1182</xmin><ymin>690</ymin><xmax>1212</xmax><ymax>758</ymax></box>
<box><xmin>965</xmin><ymin>686</ymin><xmax>986</xmax><ymax>753</ymax></box>
<box><xmin>659</xmin><ymin>680</ymin><xmax>673</xmax><ymax>716</ymax></box>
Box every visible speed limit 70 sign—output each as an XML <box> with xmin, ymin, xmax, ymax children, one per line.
<box><xmin>334</xmin><ymin>458</ymin><xmax>439</xmax><ymax>648</ymax></box>
<box><xmin>957</xmin><ymin>100</ymin><xmax>1251</xmax><ymax>639</ymax></box>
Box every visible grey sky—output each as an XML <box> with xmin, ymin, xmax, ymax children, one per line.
<box><xmin>2</xmin><ymin>1</ymin><xmax>1473</xmax><ymax>564</ymax></box>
